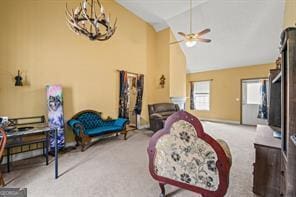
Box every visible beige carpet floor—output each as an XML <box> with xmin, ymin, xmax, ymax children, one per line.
<box><xmin>3</xmin><ymin>122</ymin><xmax>259</xmax><ymax>197</ymax></box>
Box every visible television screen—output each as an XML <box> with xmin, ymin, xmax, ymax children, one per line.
<box><xmin>268</xmin><ymin>69</ymin><xmax>281</xmax><ymax>130</ymax></box>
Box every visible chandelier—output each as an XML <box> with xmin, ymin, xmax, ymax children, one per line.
<box><xmin>65</xmin><ymin>0</ymin><xmax>117</xmax><ymax>41</ymax></box>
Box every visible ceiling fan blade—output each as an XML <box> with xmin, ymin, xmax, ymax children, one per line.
<box><xmin>198</xmin><ymin>38</ymin><xmax>212</xmax><ymax>43</ymax></box>
<box><xmin>197</xmin><ymin>28</ymin><xmax>211</xmax><ymax>36</ymax></box>
<box><xmin>169</xmin><ymin>40</ymin><xmax>184</xmax><ymax>45</ymax></box>
<box><xmin>178</xmin><ymin>32</ymin><xmax>186</xmax><ymax>37</ymax></box>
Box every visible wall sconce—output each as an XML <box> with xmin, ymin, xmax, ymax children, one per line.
<box><xmin>160</xmin><ymin>75</ymin><xmax>166</xmax><ymax>88</ymax></box>
<box><xmin>14</xmin><ymin>70</ymin><xmax>23</xmax><ymax>86</ymax></box>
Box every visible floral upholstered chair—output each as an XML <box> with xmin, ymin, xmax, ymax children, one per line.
<box><xmin>147</xmin><ymin>111</ymin><xmax>232</xmax><ymax>197</ymax></box>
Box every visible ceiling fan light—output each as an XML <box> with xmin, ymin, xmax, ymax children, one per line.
<box><xmin>185</xmin><ymin>40</ymin><xmax>197</xmax><ymax>47</ymax></box>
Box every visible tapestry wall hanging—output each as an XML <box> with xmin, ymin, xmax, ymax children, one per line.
<box><xmin>119</xmin><ymin>71</ymin><xmax>129</xmax><ymax>119</ymax></box>
<box><xmin>46</xmin><ymin>85</ymin><xmax>65</xmax><ymax>151</ymax></box>
<box><xmin>257</xmin><ymin>79</ymin><xmax>268</xmax><ymax>119</ymax></box>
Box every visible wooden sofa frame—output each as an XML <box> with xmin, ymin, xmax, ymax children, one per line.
<box><xmin>68</xmin><ymin>110</ymin><xmax>128</xmax><ymax>151</ymax></box>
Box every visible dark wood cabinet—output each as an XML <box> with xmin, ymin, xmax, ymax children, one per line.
<box><xmin>253</xmin><ymin>27</ymin><xmax>296</xmax><ymax>197</ymax></box>
<box><xmin>280</xmin><ymin>27</ymin><xmax>296</xmax><ymax>197</ymax></box>
<box><xmin>280</xmin><ymin>154</ymin><xmax>287</xmax><ymax>197</ymax></box>
<box><xmin>253</xmin><ymin>125</ymin><xmax>281</xmax><ymax>197</ymax></box>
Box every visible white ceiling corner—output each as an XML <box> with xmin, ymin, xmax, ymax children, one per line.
<box><xmin>116</xmin><ymin>0</ymin><xmax>285</xmax><ymax>73</ymax></box>
<box><xmin>116</xmin><ymin>0</ymin><xmax>208</xmax><ymax>31</ymax></box>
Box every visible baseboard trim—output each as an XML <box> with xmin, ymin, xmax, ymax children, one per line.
<box><xmin>1</xmin><ymin>118</ymin><xmax>238</xmax><ymax>164</ymax></box>
<box><xmin>1</xmin><ymin>142</ymin><xmax>76</xmax><ymax>165</ymax></box>
<box><xmin>199</xmin><ymin>118</ymin><xmax>240</xmax><ymax>125</ymax></box>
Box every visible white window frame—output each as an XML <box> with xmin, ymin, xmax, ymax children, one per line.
<box><xmin>193</xmin><ymin>80</ymin><xmax>211</xmax><ymax>111</ymax></box>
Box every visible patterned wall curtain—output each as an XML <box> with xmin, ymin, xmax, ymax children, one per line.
<box><xmin>134</xmin><ymin>74</ymin><xmax>144</xmax><ymax>115</ymax></box>
<box><xmin>119</xmin><ymin>71</ymin><xmax>129</xmax><ymax>119</ymax></box>
<box><xmin>257</xmin><ymin>79</ymin><xmax>268</xmax><ymax>119</ymax></box>
<box><xmin>190</xmin><ymin>82</ymin><xmax>195</xmax><ymax>110</ymax></box>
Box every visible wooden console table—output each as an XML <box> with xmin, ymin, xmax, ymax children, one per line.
<box><xmin>253</xmin><ymin>125</ymin><xmax>281</xmax><ymax>197</ymax></box>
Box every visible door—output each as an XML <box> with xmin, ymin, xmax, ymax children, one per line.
<box><xmin>242</xmin><ymin>79</ymin><xmax>268</xmax><ymax>126</ymax></box>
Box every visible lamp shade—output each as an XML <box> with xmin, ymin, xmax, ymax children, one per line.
<box><xmin>185</xmin><ymin>40</ymin><xmax>197</xmax><ymax>47</ymax></box>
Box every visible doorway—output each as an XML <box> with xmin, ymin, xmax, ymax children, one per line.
<box><xmin>241</xmin><ymin>79</ymin><xmax>268</xmax><ymax>126</ymax></box>
<box><xmin>127</xmin><ymin>74</ymin><xmax>138</xmax><ymax>128</ymax></box>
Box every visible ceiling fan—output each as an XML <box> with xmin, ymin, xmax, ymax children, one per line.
<box><xmin>170</xmin><ymin>0</ymin><xmax>211</xmax><ymax>47</ymax></box>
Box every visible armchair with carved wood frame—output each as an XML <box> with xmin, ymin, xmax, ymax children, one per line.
<box><xmin>147</xmin><ymin>111</ymin><xmax>232</xmax><ymax>197</ymax></box>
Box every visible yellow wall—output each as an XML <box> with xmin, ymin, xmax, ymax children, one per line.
<box><xmin>0</xmin><ymin>0</ymin><xmax>158</xmax><ymax>141</ymax></box>
<box><xmin>148</xmin><ymin>28</ymin><xmax>170</xmax><ymax>104</ymax></box>
<box><xmin>0</xmin><ymin>0</ymin><xmax>188</xmax><ymax>143</ymax></box>
<box><xmin>147</xmin><ymin>28</ymin><xmax>187</xmax><ymax>103</ymax></box>
<box><xmin>186</xmin><ymin>64</ymin><xmax>275</xmax><ymax>122</ymax></box>
<box><xmin>284</xmin><ymin>0</ymin><xmax>296</xmax><ymax>28</ymax></box>
<box><xmin>169</xmin><ymin>31</ymin><xmax>187</xmax><ymax>98</ymax></box>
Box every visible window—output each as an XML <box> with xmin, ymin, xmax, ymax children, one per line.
<box><xmin>193</xmin><ymin>81</ymin><xmax>211</xmax><ymax>110</ymax></box>
<box><xmin>246</xmin><ymin>82</ymin><xmax>261</xmax><ymax>104</ymax></box>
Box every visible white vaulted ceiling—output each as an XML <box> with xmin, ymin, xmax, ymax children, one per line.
<box><xmin>116</xmin><ymin>0</ymin><xmax>285</xmax><ymax>73</ymax></box>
